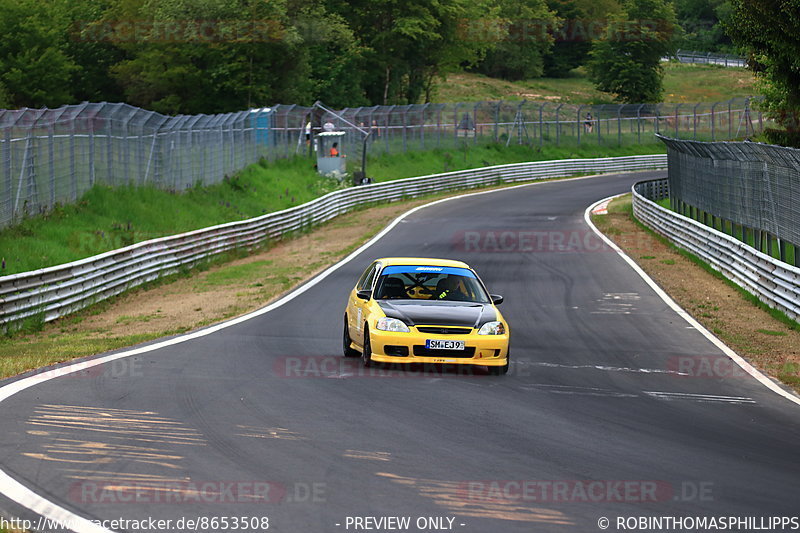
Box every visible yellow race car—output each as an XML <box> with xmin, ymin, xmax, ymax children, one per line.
<box><xmin>343</xmin><ymin>258</ymin><xmax>510</xmax><ymax>375</ymax></box>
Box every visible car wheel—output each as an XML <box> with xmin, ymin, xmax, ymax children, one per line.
<box><xmin>488</xmin><ymin>350</ymin><xmax>509</xmax><ymax>375</ymax></box>
<box><xmin>343</xmin><ymin>315</ymin><xmax>360</xmax><ymax>358</ymax></box>
<box><xmin>362</xmin><ymin>325</ymin><xmax>374</xmax><ymax>368</ymax></box>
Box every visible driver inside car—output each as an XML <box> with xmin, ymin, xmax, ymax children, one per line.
<box><xmin>436</xmin><ymin>276</ymin><xmax>470</xmax><ymax>301</ymax></box>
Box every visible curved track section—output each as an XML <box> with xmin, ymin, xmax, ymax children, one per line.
<box><xmin>1</xmin><ymin>171</ymin><xmax>798</xmax><ymax>532</ymax></box>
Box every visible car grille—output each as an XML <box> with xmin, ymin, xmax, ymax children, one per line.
<box><xmin>416</xmin><ymin>326</ymin><xmax>472</xmax><ymax>335</ymax></box>
<box><xmin>413</xmin><ymin>346</ymin><xmax>476</xmax><ymax>358</ymax></box>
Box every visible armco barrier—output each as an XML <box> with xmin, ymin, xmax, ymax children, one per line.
<box><xmin>0</xmin><ymin>155</ymin><xmax>666</xmax><ymax>328</ymax></box>
<box><xmin>633</xmin><ymin>178</ymin><xmax>800</xmax><ymax>322</ymax></box>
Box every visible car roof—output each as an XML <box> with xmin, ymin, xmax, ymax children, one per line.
<box><xmin>375</xmin><ymin>257</ymin><xmax>472</xmax><ymax>269</ymax></box>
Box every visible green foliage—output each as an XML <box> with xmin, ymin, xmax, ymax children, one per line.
<box><xmin>0</xmin><ymin>0</ymin><xmax>77</xmax><ymax>107</ymax></box>
<box><xmin>672</xmin><ymin>0</ymin><xmax>734</xmax><ymax>53</ymax></box>
<box><xmin>727</xmin><ymin>1</ymin><xmax>800</xmax><ymax>147</ymax></box>
<box><xmin>587</xmin><ymin>0</ymin><xmax>678</xmax><ymax>103</ymax></box>
<box><xmin>328</xmin><ymin>0</ymin><xmax>495</xmax><ymax>104</ymax></box>
<box><xmin>106</xmin><ymin>0</ymin><xmax>310</xmax><ymax>113</ymax></box>
<box><xmin>542</xmin><ymin>0</ymin><xmax>592</xmax><ymax>77</ymax></box>
<box><xmin>296</xmin><ymin>7</ymin><xmax>367</xmax><ymax>108</ymax></box>
<box><xmin>473</xmin><ymin>0</ymin><xmax>558</xmax><ymax>81</ymax></box>
<box><xmin>0</xmin><ymin>0</ymin><xmax>739</xmax><ymax>111</ymax></box>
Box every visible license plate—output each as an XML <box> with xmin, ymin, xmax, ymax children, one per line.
<box><xmin>426</xmin><ymin>339</ymin><xmax>465</xmax><ymax>350</ymax></box>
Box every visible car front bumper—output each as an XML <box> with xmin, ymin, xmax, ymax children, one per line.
<box><xmin>368</xmin><ymin>327</ymin><xmax>509</xmax><ymax>366</ymax></box>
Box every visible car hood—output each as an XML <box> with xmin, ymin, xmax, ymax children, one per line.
<box><xmin>377</xmin><ymin>300</ymin><xmax>496</xmax><ymax>328</ymax></box>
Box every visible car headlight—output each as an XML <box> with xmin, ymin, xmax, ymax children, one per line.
<box><xmin>376</xmin><ymin>317</ymin><xmax>410</xmax><ymax>333</ymax></box>
<box><xmin>478</xmin><ymin>321</ymin><xmax>505</xmax><ymax>335</ymax></box>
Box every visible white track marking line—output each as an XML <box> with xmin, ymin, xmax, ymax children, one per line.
<box><xmin>0</xmin><ymin>173</ymin><xmax>623</xmax><ymax>532</ymax></box>
<box><xmin>643</xmin><ymin>391</ymin><xmax>756</xmax><ymax>404</ymax></box>
<box><xmin>585</xmin><ymin>194</ymin><xmax>800</xmax><ymax>408</ymax></box>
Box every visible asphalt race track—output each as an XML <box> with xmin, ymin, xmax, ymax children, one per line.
<box><xmin>1</xmin><ymin>171</ymin><xmax>798</xmax><ymax>533</ymax></box>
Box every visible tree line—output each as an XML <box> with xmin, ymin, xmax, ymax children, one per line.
<box><xmin>0</xmin><ymin>0</ymin><xmax>733</xmax><ymax>114</ymax></box>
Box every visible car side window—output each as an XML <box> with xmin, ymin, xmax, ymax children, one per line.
<box><xmin>356</xmin><ymin>263</ymin><xmax>379</xmax><ymax>291</ymax></box>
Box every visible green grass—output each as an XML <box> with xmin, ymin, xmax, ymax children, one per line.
<box><xmin>661</xmin><ymin>64</ymin><xmax>756</xmax><ymax>103</ymax></box>
<box><xmin>0</xmin><ymin>331</ymin><xmax>172</xmax><ymax>379</ymax></box>
<box><xmin>197</xmin><ymin>260</ymin><xmax>275</xmax><ymax>288</ymax></box>
<box><xmin>433</xmin><ymin>64</ymin><xmax>755</xmax><ymax>104</ymax></box>
<box><xmin>0</xmin><ymin>156</ymin><xmax>345</xmax><ymax>275</ymax></box>
<box><xmin>0</xmin><ymin>142</ymin><xmax>665</xmax><ymax>276</ymax></box>
<box><xmin>779</xmin><ymin>362</ymin><xmax>800</xmax><ymax>386</ymax></box>
<box><xmin>757</xmin><ymin>329</ymin><xmax>788</xmax><ymax>336</ymax></box>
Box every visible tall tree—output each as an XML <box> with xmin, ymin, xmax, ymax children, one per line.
<box><xmin>542</xmin><ymin>0</ymin><xmax>592</xmax><ymax>77</ymax></box>
<box><xmin>587</xmin><ymin>0</ymin><xmax>677</xmax><ymax>103</ymax></box>
<box><xmin>0</xmin><ymin>0</ymin><xmax>77</xmax><ymax>108</ymax></box>
<box><xmin>63</xmin><ymin>0</ymin><xmax>127</xmax><ymax>104</ymax></box>
<box><xmin>673</xmin><ymin>0</ymin><xmax>733</xmax><ymax>53</ymax></box>
<box><xmin>727</xmin><ymin>1</ymin><xmax>800</xmax><ymax>146</ymax></box>
<box><xmin>107</xmin><ymin>0</ymin><xmax>311</xmax><ymax>114</ymax></box>
<box><xmin>294</xmin><ymin>6</ymin><xmax>367</xmax><ymax>107</ymax></box>
<box><xmin>327</xmin><ymin>0</ymin><xmax>495</xmax><ymax>104</ymax></box>
<box><xmin>474</xmin><ymin>0</ymin><xmax>558</xmax><ymax>81</ymax></box>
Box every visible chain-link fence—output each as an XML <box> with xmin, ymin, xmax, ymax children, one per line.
<box><xmin>659</xmin><ymin>135</ymin><xmax>799</xmax><ymax>265</ymax></box>
<box><xmin>273</xmin><ymin>97</ymin><xmax>764</xmax><ymax>158</ymax></box>
<box><xmin>0</xmin><ymin>102</ymin><xmax>271</xmax><ymax>228</ymax></box>
<box><xmin>1</xmin><ymin>98</ymin><xmax>764</xmax><ymax>229</ymax></box>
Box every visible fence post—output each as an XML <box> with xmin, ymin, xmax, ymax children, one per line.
<box><xmin>420</xmin><ymin>103</ymin><xmax>429</xmax><ymax>150</ymax></box>
<box><xmin>453</xmin><ymin>103</ymin><xmax>461</xmax><ymax>148</ymax></box>
<box><xmin>46</xmin><ymin>114</ymin><xmax>55</xmax><ymax>206</ymax></box>
<box><xmin>594</xmin><ymin>104</ymin><xmax>608</xmax><ymax>146</ymax></box>
<box><xmin>636</xmin><ymin>104</ymin><xmax>644</xmax><ymax>144</ymax></box>
<box><xmin>3</xmin><ymin>125</ymin><xmax>12</xmax><ymax>225</ymax></box>
<box><xmin>494</xmin><ymin>101</ymin><xmax>501</xmax><ymax>143</ymax></box>
<box><xmin>728</xmin><ymin>100</ymin><xmax>732</xmax><ymax>139</ymax></box>
<box><xmin>539</xmin><ymin>103</ymin><xmax>545</xmax><ymax>148</ymax></box>
<box><xmin>555</xmin><ymin>103</ymin><xmax>563</xmax><ymax>146</ymax></box>
<box><xmin>69</xmin><ymin>111</ymin><xmax>77</xmax><ymax>202</ymax></box>
<box><xmin>711</xmin><ymin>102</ymin><xmax>718</xmax><ymax>141</ymax></box>
<box><xmin>473</xmin><ymin>102</ymin><xmax>480</xmax><ymax>145</ymax></box>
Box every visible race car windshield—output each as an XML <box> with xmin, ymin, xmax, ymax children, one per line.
<box><xmin>374</xmin><ymin>266</ymin><xmax>490</xmax><ymax>303</ymax></box>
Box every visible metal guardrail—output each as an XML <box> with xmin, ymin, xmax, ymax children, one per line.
<box><xmin>632</xmin><ymin>178</ymin><xmax>800</xmax><ymax>322</ymax></box>
<box><xmin>0</xmin><ymin>155</ymin><xmax>667</xmax><ymax>329</ymax></box>
<box><xmin>672</xmin><ymin>50</ymin><xmax>747</xmax><ymax>68</ymax></box>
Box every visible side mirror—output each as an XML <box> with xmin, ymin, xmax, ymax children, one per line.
<box><xmin>357</xmin><ymin>290</ymin><xmax>372</xmax><ymax>301</ymax></box>
<box><xmin>490</xmin><ymin>294</ymin><xmax>504</xmax><ymax>305</ymax></box>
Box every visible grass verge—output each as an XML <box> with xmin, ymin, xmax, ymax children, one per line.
<box><xmin>433</xmin><ymin>64</ymin><xmax>755</xmax><ymax>104</ymax></box>
<box><xmin>0</xmin><ymin>142</ymin><xmax>664</xmax><ymax>276</ymax></box>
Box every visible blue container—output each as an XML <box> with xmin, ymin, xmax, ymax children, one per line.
<box><xmin>249</xmin><ymin>108</ymin><xmax>272</xmax><ymax>145</ymax></box>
